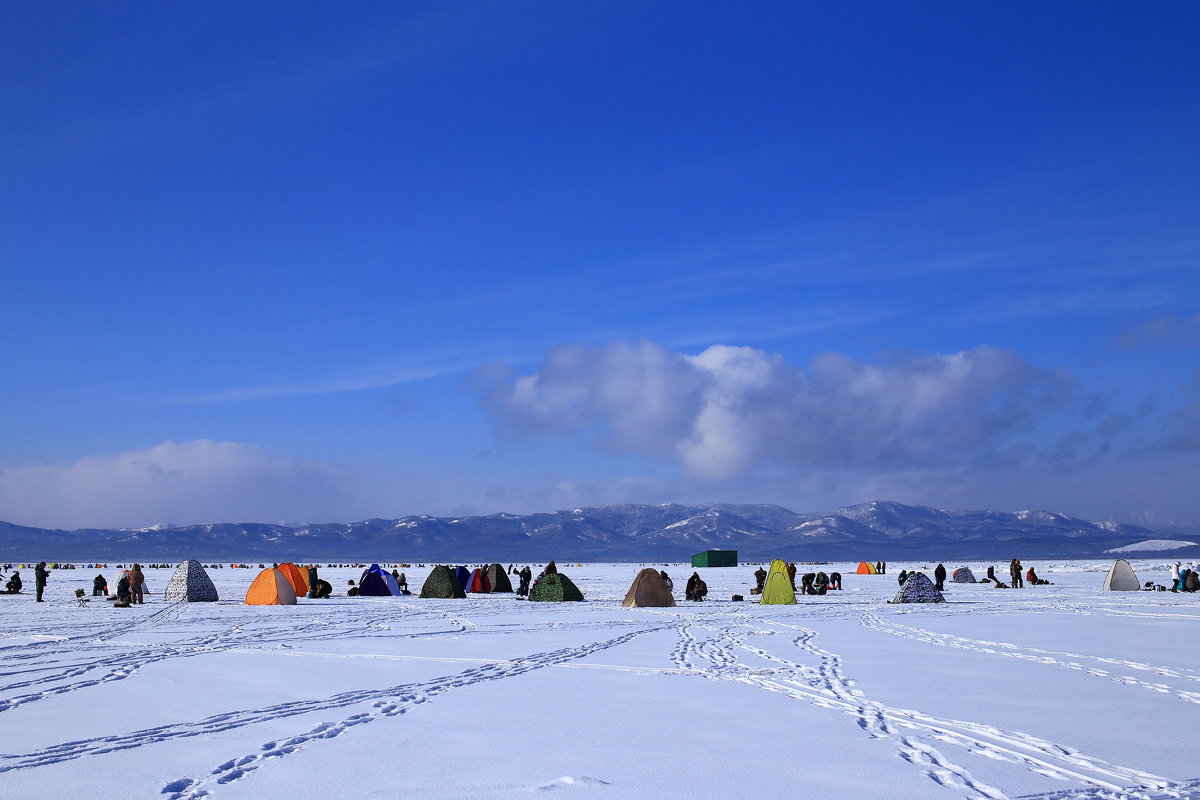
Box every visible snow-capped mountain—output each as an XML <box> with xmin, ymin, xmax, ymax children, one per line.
<box><xmin>0</xmin><ymin>500</ymin><xmax>1188</xmax><ymax>561</ymax></box>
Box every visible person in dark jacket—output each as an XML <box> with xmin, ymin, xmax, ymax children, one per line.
<box><xmin>685</xmin><ymin>572</ymin><xmax>708</xmax><ymax>601</ymax></box>
<box><xmin>114</xmin><ymin>576</ymin><xmax>131</xmax><ymax>607</ymax></box>
<box><xmin>542</xmin><ymin>561</ymin><xmax>558</xmax><ymax>576</ymax></box>
<box><xmin>985</xmin><ymin>565</ymin><xmax>996</xmax><ymax>583</ymax></box>
<box><xmin>753</xmin><ymin>566</ymin><xmax>767</xmax><ymax>593</ymax></box>
<box><xmin>4</xmin><ymin>571</ymin><xmax>21</xmax><ymax>593</ymax></box>
<box><xmin>659</xmin><ymin>571</ymin><xmax>674</xmax><ymax>592</ymax></box>
<box><xmin>35</xmin><ymin>562</ymin><xmax>50</xmax><ymax>602</ymax></box>
<box><xmin>307</xmin><ymin>566</ymin><xmax>320</xmax><ymax>598</ymax></box>
<box><xmin>829</xmin><ymin>571</ymin><xmax>842</xmax><ymax>590</ymax></box>
<box><xmin>517</xmin><ymin>565</ymin><xmax>532</xmax><ymax>596</ymax></box>
<box><xmin>786</xmin><ymin>562</ymin><xmax>797</xmax><ymax>591</ymax></box>
<box><xmin>898</xmin><ymin>569</ymin><xmax>909</xmax><ymax>586</ymax></box>
<box><xmin>1010</xmin><ymin>559</ymin><xmax>1024</xmax><ymax>589</ymax></box>
<box><xmin>129</xmin><ymin>564</ymin><xmax>145</xmax><ymax>604</ymax></box>
<box><xmin>93</xmin><ymin>574</ymin><xmax>108</xmax><ymax>596</ymax></box>
<box><xmin>313</xmin><ymin>579</ymin><xmax>333</xmax><ymax>598</ymax></box>
<box><xmin>933</xmin><ymin>563</ymin><xmax>947</xmax><ymax>591</ymax></box>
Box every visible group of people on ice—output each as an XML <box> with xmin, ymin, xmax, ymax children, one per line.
<box><xmin>751</xmin><ymin>563</ymin><xmax>842</xmax><ymax>596</ymax></box>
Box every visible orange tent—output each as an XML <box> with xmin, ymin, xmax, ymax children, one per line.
<box><xmin>277</xmin><ymin>563</ymin><xmax>309</xmax><ymax>596</ymax></box>
<box><xmin>245</xmin><ymin>568</ymin><xmax>298</xmax><ymax>605</ymax></box>
<box><xmin>856</xmin><ymin>561</ymin><xmax>877</xmax><ymax>575</ymax></box>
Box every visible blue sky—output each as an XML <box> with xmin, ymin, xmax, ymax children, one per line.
<box><xmin>2</xmin><ymin>1</ymin><xmax>1198</xmax><ymax>529</ymax></box>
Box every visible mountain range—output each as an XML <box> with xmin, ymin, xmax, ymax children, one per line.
<box><xmin>2</xmin><ymin>501</ymin><xmax>1196</xmax><ymax>562</ymax></box>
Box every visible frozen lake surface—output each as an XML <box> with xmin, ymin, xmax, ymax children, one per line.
<box><xmin>1</xmin><ymin>560</ymin><xmax>1197</xmax><ymax>799</ymax></box>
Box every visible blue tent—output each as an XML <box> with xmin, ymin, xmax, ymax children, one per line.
<box><xmin>453</xmin><ymin>566</ymin><xmax>470</xmax><ymax>590</ymax></box>
<box><xmin>358</xmin><ymin>564</ymin><xmax>401</xmax><ymax>596</ymax></box>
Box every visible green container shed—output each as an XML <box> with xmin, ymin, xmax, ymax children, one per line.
<box><xmin>691</xmin><ymin>550</ymin><xmax>738</xmax><ymax>568</ymax></box>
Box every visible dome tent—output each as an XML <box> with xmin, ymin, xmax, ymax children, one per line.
<box><xmin>276</xmin><ymin>563</ymin><xmax>309</xmax><ymax>597</ymax></box>
<box><xmin>951</xmin><ymin>567</ymin><xmax>977</xmax><ymax>584</ymax></box>
<box><xmin>484</xmin><ymin>563</ymin><xmax>513</xmax><ymax>593</ymax></box>
<box><xmin>245</xmin><ymin>568</ymin><xmax>297</xmax><ymax>605</ymax></box>
<box><xmin>760</xmin><ymin>559</ymin><xmax>796</xmax><ymax>605</ymax></box>
<box><xmin>359</xmin><ymin>564</ymin><xmax>401</xmax><ymax>596</ymax></box>
<box><xmin>891</xmin><ymin>571</ymin><xmax>945</xmax><ymax>603</ymax></box>
<box><xmin>622</xmin><ymin>568</ymin><xmax>675</xmax><ymax>608</ymax></box>
<box><xmin>529</xmin><ymin>572</ymin><xmax>584</xmax><ymax>602</ymax></box>
<box><xmin>856</xmin><ymin>561</ymin><xmax>878</xmax><ymax>575</ymax></box>
<box><xmin>163</xmin><ymin>560</ymin><xmax>218</xmax><ymax>602</ymax></box>
<box><xmin>465</xmin><ymin>568</ymin><xmax>492</xmax><ymax>593</ymax></box>
<box><xmin>453</xmin><ymin>566</ymin><xmax>471</xmax><ymax>589</ymax></box>
<box><xmin>420</xmin><ymin>565</ymin><xmax>467</xmax><ymax>599</ymax></box>
<box><xmin>1102</xmin><ymin>559</ymin><xmax>1140</xmax><ymax>591</ymax></box>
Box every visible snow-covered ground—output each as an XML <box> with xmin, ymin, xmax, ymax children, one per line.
<box><xmin>1</xmin><ymin>560</ymin><xmax>1197</xmax><ymax>799</ymax></box>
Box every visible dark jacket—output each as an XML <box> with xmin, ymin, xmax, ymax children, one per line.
<box><xmin>35</xmin><ymin>563</ymin><xmax>49</xmax><ymax>587</ymax></box>
<box><xmin>116</xmin><ymin>577</ymin><xmax>131</xmax><ymax>600</ymax></box>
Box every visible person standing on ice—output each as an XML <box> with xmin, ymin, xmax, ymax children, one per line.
<box><xmin>129</xmin><ymin>564</ymin><xmax>145</xmax><ymax>604</ymax></box>
<box><xmin>786</xmin><ymin>562</ymin><xmax>797</xmax><ymax>590</ymax></box>
<box><xmin>933</xmin><ymin>563</ymin><xmax>946</xmax><ymax>591</ymax></box>
<box><xmin>34</xmin><ymin>562</ymin><xmax>50</xmax><ymax>602</ymax></box>
<box><xmin>517</xmin><ymin>565</ymin><xmax>532</xmax><ymax>596</ymax></box>
<box><xmin>1170</xmin><ymin>561</ymin><xmax>1182</xmax><ymax>592</ymax></box>
<box><xmin>753</xmin><ymin>566</ymin><xmax>767</xmax><ymax>593</ymax></box>
<box><xmin>659</xmin><ymin>570</ymin><xmax>674</xmax><ymax>593</ymax></box>
<box><xmin>1010</xmin><ymin>559</ymin><xmax>1024</xmax><ymax>588</ymax></box>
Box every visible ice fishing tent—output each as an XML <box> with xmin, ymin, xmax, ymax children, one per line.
<box><xmin>276</xmin><ymin>563</ymin><xmax>309</xmax><ymax>597</ymax></box>
<box><xmin>691</xmin><ymin>550</ymin><xmax>737</xmax><ymax>568</ymax></box>
<box><xmin>760</xmin><ymin>559</ymin><xmax>796</xmax><ymax>605</ymax></box>
<box><xmin>163</xmin><ymin>560</ymin><xmax>218</xmax><ymax>602</ymax></box>
<box><xmin>420</xmin><ymin>565</ymin><xmax>467</xmax><ymax>599</ymax></box>
<box><xmin>115</xmin><ymin>569</ymin><xmax>150</xmax><ymax>593</ymax></box>
<box><xmin>453</xmin><ymin>566</ymin><xmax>471</xmax><ymax>588</ymax></box>
<box><xmin>465</xmin><ymin>568</ymin><xmax>492</xmax><ymax>593</ymax></box>
<box><xmin>359</xmin><ymin>564</ymin><xmax>401</xmax><ymax>596</ymax></box>
<box><xmin>485</xmin><ymin>563</ymin><xmax>513</xmax><ymax>593</ymax></box>
<box><xmin>245</xmin><ymin>568</ymin><xmax>298</xmax><ymax>605</ymax></box>
<box><xmin>891</xmin><ymin>571</ymin><xmax>944</xmax><ymax>603</ymax></box>
<box><xmin>951</xmin><ymin>567</ymin><xmax>977</xmax><ymax>584</ymax></box>
<box><xmin>1102</xmin><ymin>559</ymin><xmax>1140</xmax><ymax>591</ymax></box>
<box><xmin>529</xmin><ymin>572</ymin><xmax>584</xmax><ymax>602</ymax></box>
<box><xmin>856</xmin><ymin>561</ymin><xmax>877</xmax><ymax>575</ymax></box>
<box><xmin>622</xmin><ymin>568</ymin><xmax>676</xmax><ymax>608</ymax></box>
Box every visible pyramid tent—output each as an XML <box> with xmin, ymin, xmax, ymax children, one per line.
<box><xmin>465</xmin><ymin>568</ymin><xmax>492</xmax><ymax>593</ymax></box>
<box><xmin>277</xmin><ymin>563</ymin><xmax>309</xmax><ymax>597</ymax></box>
<box><xmin>760</xmin><ymin>559</ymin><xmax>796</xmax><ymax>605</ymax></box>
<box><xmin>245</xmin><ymin>568</ymin><xmax>298</xmax><ymax>605</ymax></box>
<box><xmin>359</xmin><ymin>564</ymin><xmax>401</xmax><ymax>596</ymax></box>
<box><xmin>951</xmin><ymin>567</ymin><xmax>977</xmax><ymax>584</ymax></box>
<box><xmin>163</xmin><ymin>560</ymin><xmax>219</xmax><ymax>602</ymax></box>
<box><xmin>485</xmin><ymin>563</ymin><xmax>513</xmax><ymax>593</ymax></box>
<box><xmin>891</xmin><ymin>571</ymin><xmax>944</xmax><ymax>603</ymax></box>
<box><xmin>420</xmin><ymin>565</ymin><xmax>467</xmax><ymax>599</ymax></box>
<box><xmin>453</xmin><ymin>566</ymin><xmax>471</xmax><ymax>588</ymax></box>
<box><xmin>1102</xmin><ymin>559</ymin><xmax>1140</xmax><ymax>591</ymax></box>
<box><xmin>529</xmin><ymin>572</ymin><xmax>584</xmax><ymax>602</ymax></box>
<box><xmin>622</xmin><ymin>568</ymin><xmax>676</xmax><ymax>608</ymax></box>
<box><xmin>856</xmin><ymin>561</ymin><xmax>877</xmax><ymax>575</ymax></box>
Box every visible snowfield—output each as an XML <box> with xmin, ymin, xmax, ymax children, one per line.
<box><xmin>1</xmin><ymin>560</ymin><xmax>1198</xmax><ymax>799</ymax></box>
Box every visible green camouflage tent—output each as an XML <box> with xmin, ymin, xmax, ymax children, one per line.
<box><xmin>420</xmin><ymin>565</ymin><xmax>467</xmax><ymax>599</ymax></box>
<box><xmin>528</xmin><ymin>572</ymin><xmax>584</xmax><ymax>602</ymax></box>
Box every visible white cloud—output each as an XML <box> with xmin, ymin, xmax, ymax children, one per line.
<box><xmin>0</xmin><ymin>440</ymin><xmax>363</xmax><ymax>529</ymax></box>
<box><xmin>484</xmin><ymin>339</ymin><xmax>1079</xmax><ymax>479</ymax></box>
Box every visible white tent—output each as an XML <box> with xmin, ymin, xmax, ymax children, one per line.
<box><xmin>164</xmin><ymin>560</ymin><xmax>219</xmax><ymax>602</ymax></box>
<box><xmin>1102</xmin><ymin>559</ymin><xmax>1140</xmax><ymax>591</ymax></box>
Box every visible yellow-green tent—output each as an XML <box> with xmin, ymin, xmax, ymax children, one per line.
<box><xmin>760</xmin><ymin>559</ymin><xmax>796</xmax><ymax>605</ymax></box>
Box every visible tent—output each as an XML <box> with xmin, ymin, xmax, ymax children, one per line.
<box><xmin>760</xmin><ymin>559</ymin><xmax>796</xmax><ymax>605</ymax></box>
<box><xmin>1102</xmin><ymin>559</ymin><xmax>1140</xmax><ymax>591</ymax></box>
<box><xmin>691</xmin><ymin>550</ymin><xmax>738</xmax><ymax>568</ymax></box>
<box><xmin>453</xmin><ymin>566</ymin><xmax>471</xmax><ymax>589</ymax></box>
<box><xmin>856</xmin><ymin>561</ymin><xmax>878</xmax><ymax>575</ymax></box>
<box><xmin>529</xmin><ymin>572</ymin><xmax>584</xmax><ymax>602</ymax></box>
<box><xmin>891</xmin><ymin>571</ymin><xmax>945</xmax><ymax>603</ymax></box>
<box><xmin>465</xmin><ymin>568</ymin><xmax>492</xmax><ymax>593</ymax></box>
<box><xmin>276</xmin><ymin>563</ymin><xmax>309</xmax><ymax>597</ymax></box>
<box><xmin>485</xmin><ymin>563</ymin><xmax>513</xmax><ymax>593</ymax></box>
<box><xmin>420</xmin><ymin>565</ymin><xmax>467</xmax><ymax>599</ymax></box>
<box><xmin>245</xmin><ymin>568</ymin><xmax>298</xmax><ymax>605</ymax></box>
<box><xmin>622</xmin><ymin>568</ymin><xmax>676</xmax><ymax>607</ymax></box>
<box><xmin>359</xmin><ymin>564</ymin><xmax>401</xmax><ymax>596</ymax></box>
<box><xmin>163</xmin><ymin>560</ymin><xmax>219</xmax><ymax>602</ymax></box>
<box><xmin>951</xmin><ymin>567</ymin><xmax>977</xmax><ymax>584</ymax></box>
